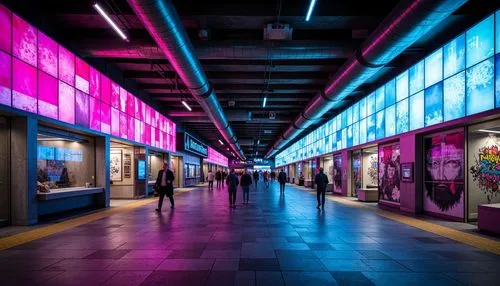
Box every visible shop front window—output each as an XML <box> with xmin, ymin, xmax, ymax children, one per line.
<box><xmin>37</xmin><ymin>131</ymin><xmax>95</xmax><ymax>191</ymax></box>
<box><xmin>379</xmin><ymin>142</ymin><xmax>401</xmax><ymax>204</ymax></box>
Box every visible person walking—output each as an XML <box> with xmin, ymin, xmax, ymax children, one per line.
<box><xmin>207</xmin><ymin>169</ymin><xmax>215</xmax><ymax>191</ymax></box>
<box><xmin>240</xmin><ymin>170</ymin><xmax>252</xmax><ymax>204</ymax></box>
<box><xmin>278</xmin><ymin>169</ymin><xmax>287</xmax><ymax>194</ymax></box>
<box><xmin>226</xmin><ymin>169</ymin><xmax>239</xmax><ymax>208</ymax></box>
<box><xmin>253</xmin><ymin>170</ymin><xmax>259</xmax><ymax>187</ymax></box>
<box><xmin>315</xmin><ymin>167</ymin><xmax>329</xmax><ymax>210</ymax></box>
<box><xmin>263</xmin><ymin>171</ymin><xmax>269</xmax><ymax>188</ymax></box>
<box><xmin>155</xmin><ymin>163</ymin><xmax>175</xmax><ymax>212</ymax></box>
<box><xmin>270</xmin><ymin>171</ymin><xmax>276</xmax><ymax>182</ymax></box>
<box><xmin>216</xmin><ymin>170</ymin><xmax>222</xmax><ymax>188</ymax></box>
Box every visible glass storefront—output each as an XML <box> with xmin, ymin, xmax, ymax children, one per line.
<box><xmin>37</xmin><ymin>129</ymin><xmax>96</xmax><ymax>191</ymax></box>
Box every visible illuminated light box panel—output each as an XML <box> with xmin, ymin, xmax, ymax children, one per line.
<box><xmin>275</xmin><ymin>10</ymin><xmax>500</xmax><ymax>167</ymax></box>
<box><xmin>206</xmin><ymin>147</ymin><xmax>229</xmax><ymax>167</ymax></box>
<box><xmin>0</xmin><ymin>5</ymin><xmax>177</xmax><ymax>153</ymax></box>
<box><xmin>75</xmin><ymin>57</ymin><xmax>89</xmax><ymax>94</ymax></box>
<box><xmin>0</xmin><ymin>51</ymin><xmax>11</xmax><ymax>106</ymax></box>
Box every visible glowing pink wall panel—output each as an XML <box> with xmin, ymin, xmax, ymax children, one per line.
<box><xmin>150</xmin><ymin>126</ymin><xmax>155</xmax><ymax>146</ymax></box>
<box><xmin>12</xmin><ymin>58</ymin><xmax>37</xmax><ymax>112</ymax></box>
<box><xmin>101</xmin><ymin>75</ymin><xmax>110</xmax><ymax>104</ymax></box>
<box><xmin>12</xmin><ymin>14</ymin><xmax>36</xmax><ymax>67</ymax></box>
<box><xmin>75</xmin><ymin>90</ymin><xmax>89</xmax><ymax>127</ymax></box>
<box><xmin>0</xmin><ymin>51</ymin><xmax>11</xmax><ymax>106</ymax></box>
<box><xmin>134</xmin><ymin>97</ymin><xmax>141</xmax><ymax>120</ymax></box>
<box><xmin>141</xmin><ymin>121</ymin><xmax>146</xmax><ymax>144</ymax></box>
<box><xmin>0</xmin><ymin>5</ymin><xmax>11</xmax><ymax>53</ymax></box>
<box><xmin>38</xmin><ymin>71</ymin><xmax>58</xmax><ymax>119</ymax></box>
<box><xmin>145</xmin><ymin>105</ymin><xmax>151</xmax><ymax>125</ymax></box>
<box><xmin>100</xmin><ymin>103</ymin><xmax>111</xmax><ymax>134</ymax></box>
<box><xmin>120</xmin><ymin>112</ymin><xmax>127</xmax><ymax>139</ymax></box>
<box><xmin>135</xmin><ymin>118</ymin><xmax>141</xmax><ymax>143</ymax></box>
<box><xmin>119</xmin><ymin>87</ymin><xmax>127</xmax><ymax>112</ymax></box>
<box><xmin>127</xmin><ymin>92</ymin><xmax>134</xmax><ymax>116</ymax></box>
<box><xmin>145</xmin><ymin>124</ymin><xmax>151</xmax><ymax>145</ymax></box>
<box><xmin>58</xmin><ymin>46</ymin><xmax>74</xmax><ymax>86</ymax></box>
<box><xmin>127</xmin><ymin>115</ymin><xmax>134</xmax><ymax>141</ymax></box>
<box><xmin>89</xmin><ymin>67</ymin><xmax>100</xmax><ymax>99</ymax></box>
<box><xmin>155</xmin><ymin>128</ymin><xmax>160</xmax><ymax>148</ymax></box>
<box><xmin>111</xmin><ymin>107</ymin><xmax>119</xmax><ymax>136</ymax></box>
<box><xmin>111</xmin><ymin>81</ymin><xmax>119</xmax><ymax>109</ymax></box>
<box><xmin>75</xmin><ymin>57</ymin><xmax>89</xmax><ymax>93</ymax></box>
<box><xmin>90</xmin><ymin>96</ymin><xmax>100</xmax><ymax>131</ymax></box>
<box><xmin>37</xmin><ymin>32</ymin><xmax>57</xmax><ymax>77</ymax></box>
<box><xmin>206</xmin><ymin>147</ymin><xmax>228</xmax><ymax>167</ymax></box>
<box><xmin>58</xmin><ymin>80</ymin><xmax>75</xmax><ymax>124</ymax></box>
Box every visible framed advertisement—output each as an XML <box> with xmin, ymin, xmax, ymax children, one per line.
<box><xmin>110</xmin><ymin>149</ymin><xmax>122</xmax><ymax>181</ymax></box>
<box><xmin>124</xmin><ymin>153</ymin><xmax>131</xmax><ymax>178</ymax></box>
<box><xmin>401</xmin><ymin>162</ymin><xmax>414</xmax><ymax>182</ymax></box>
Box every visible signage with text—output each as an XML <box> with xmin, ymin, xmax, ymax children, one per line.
<box><xmin>182</xmin><ymin>133</ymin><xmax>208</xmax><ymax>157</ymax></box>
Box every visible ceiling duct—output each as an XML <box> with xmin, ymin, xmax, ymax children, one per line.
<box><xmin>263</xmin><ymin>23</ymin><xmax>293</xmax><ymax>40</ymax></box>
<box><xmin>265</xmin><ymin>0</ymin><xmax>468</xmax><ymax>158</ymax></box>
<box><xmin>126</xmin><ymin>0</ymin><xmax>245</xmax><ymax>159</ymax></box>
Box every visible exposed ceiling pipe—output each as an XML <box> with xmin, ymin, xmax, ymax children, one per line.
<box><xmin>265</xmin><ymin>0</ymin><xmax>468</xmax><ymax>158</ymax></box>
<box><xmin>126</xmin><ymin>0</ymin><xmax>245</xmax><ymax>159</ymax></box>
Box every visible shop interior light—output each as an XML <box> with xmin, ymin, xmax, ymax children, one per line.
<box><xmin>181</xmin><ymin>100</ymin><xmax>192</xmax><ymax>111</ymax></box>
<box><xmin>478</xmin><ymin>129</ymin><xmax>500</xmax><ymax>134</ymax></box>
<box><xmin>93</xmin><ymin>3</ymin><xmax>128</xmax><ymax>41</ymax></box>
<box><xmin>305</xmin><ymin>0</ymin><xmax>317</xmax><ymax>21</ymax></box>
<box><xmin>218</xmin><ymin>139</ymin><xmax>224</xmax><ymax>145</ymax></box>
<box><xmin>257</xmin><ymin>139</ymin><xmax>260</xmax><ymax>144</ymax></box>
<box><xmin>262</xmin><ymin>96</ymin><xmax>267</xmax><ymax>108</ymax></box>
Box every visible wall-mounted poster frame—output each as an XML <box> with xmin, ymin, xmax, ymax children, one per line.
<box><xmin>401</xmin><ymin>162</ymin><xmax>414</xmax><ymax>182</ymax></box>
<box><xmin>378</xmin><ymin>141</ymin><xmax>401</xmax><ymax>205</ymax></box>
<box><xmin>110</xmin><ymin>149</ymin><xmax>122</xmax><ymax>181</ymax></box>
<box><xmin>123</xmin><ymin>153</ymin><xmax>131</xmax><ymax>178</ymax></box>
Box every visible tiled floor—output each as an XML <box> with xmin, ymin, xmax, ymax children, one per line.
<box><xmin>0</xmin><ymin>181</ymin><xmax>499</xmax><ymax>285</ymax></box>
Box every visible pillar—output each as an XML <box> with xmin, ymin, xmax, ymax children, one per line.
<box><xmin>95</xmin><ymin>135</ymin><xmax>110</xmax><ymax>207</ymax></box>
<box><xmin>11</xmin><ymin>116</ymin><xmax>38</xmax><ymax>225</ymax></box>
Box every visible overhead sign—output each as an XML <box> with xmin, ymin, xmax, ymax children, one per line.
<box><xmin>229</xmin><ymin>158</ymin><xmax>274</xmax><ymax>168</ymax></box>
<box><xmin>180</xmin><ymin>133</ymin><xmax>208</xmax><ymax>157</ymax></box>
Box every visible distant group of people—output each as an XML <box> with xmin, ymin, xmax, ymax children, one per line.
<box><xmin>155</xmin><ymin>164</ymin><xmax>331</xmax><ymax>212</ymax></box>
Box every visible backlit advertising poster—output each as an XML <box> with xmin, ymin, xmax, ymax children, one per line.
<box><xmin>127</xmin><ymin>115</ymin><xmax>134</xmax><ymax>141</ymax></box>
<box><xmin>424</xmin><ymin>82</ymin><xmax>443</xmax><ymax>127</ymax></box>
<box><xmin>89</xmin><ymin>67</ymin><xmax>100</xmax><ymax>99</ymax></box>
<box><xmin>396</xmin><ymin>98</ymin><xmax>409</xmax><ymax>134</ymax></box>
<box><xmin>424</xmin><ymin>131</ymin><xmax>465</xmax><ymax>219</ymax></box>
<box><xmin>443</xmin><ymin>71</ymin><xmax>465</xmax><ymax>121</ymax></box>
<box><xmin>111</xmin><ymin>107</ymin><xmax>119</xmax><ymax>137</ymax></box>
<box><xmin>119</xmin><ymin>112</ymin><xmax>127</xmax><ymax>139</ymax></box>
<box><xmin>466</xmin><ymin>15</ymin><xmax>494</xmax><ymax>68</ymax></box>
<box><xmin>378</xmin><ymin>143</ymin><xmax>401</xmax><ymax>204</ymax></box>
<box><xmin>333</xmin><ymin>154</ymin><xmax>342</xmax><ymax>194</ymax></box>
<box><xmin>75</xmin><ymin>57</ymin><xmax>89</xmax><ymax>94</ymax></box>
<box><xmin>12</xmin><ymin>14</ymin><xmax>36</xmax><ymax>67</ymax></box>
<box><xmin>38</xmin><ymin>71</ymin><xmax>58</xmax><ymax>119</ymax></box>
<box><xmin>111</xmin><ymin>81</ymin><xmax>120</xmax><ymax>109</ymax></box>
<box><xmin>100</xmin><ymin>103</ymin><xmax>111</xmax><ymax>134</ymax></box>
<box><xmin>100</xmin><ymin>75</ymin><xmax>111</xmax><ymax>105</ymax></box>
<box><xmin>12</xmin><ymin>58</ymin><xmax>37</xmax><ymax>113</ymax></box>
<box><xmin>0</xmin><ymin>51</ymin><xmax>11</xmax><ymax>106</ymax></box>
<box><xmin>119</xmin><ymin>87</ymin><xmax>127</xmax><ymax>112</ymax></box>
<box><xmin>466</xmin><ymin>58</ymin><xmax>494</xmax><ymax>115</ymax></box>
<box><xmin>443</xmin><ymin>34</ymin><xmax>465</xmax><ymax>78</ymax></box>
<box><xmin>409</xmin><ymin>91</ymin><xmax>424</xmax><ymax>130</ymax></box>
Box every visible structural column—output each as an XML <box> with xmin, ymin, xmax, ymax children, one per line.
<box><xmin>10</xmin><ymin>116</ymin><xmax>38</xmax><ymax>225</ymax></box>
<box><xmin>96</xmin><ymin>135</ymin><xmax>110</xmax><ymax>208</ymax></box>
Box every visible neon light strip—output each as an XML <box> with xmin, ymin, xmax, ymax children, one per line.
<box><xmin>93</xmin><ymin>3</ymin><xmax>128</xmax><ymax>41</ymax></box>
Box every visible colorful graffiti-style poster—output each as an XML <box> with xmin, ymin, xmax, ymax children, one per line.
<box><xmin>424</xmin><ymin>131</ymin><xmax>464</xmax><ymax>219</ymax></box>
<box><xmin>378</xmin><ymin>143</ymin><xmax>401</xmax><ymax>203</ymax></box>
<box><xmin>470</xmin><ymin>140</ymin><xmax>500</xmax><ymax>203</ymax></box>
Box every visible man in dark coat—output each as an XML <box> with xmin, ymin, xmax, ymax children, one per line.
<box><xmin>278</xmin><ymin>169</ymin><xmax>287</xmax><ymax>193</ymax></box>
<box><xmin>226</xmin><ymin>169</ymin><xmax>239</xmax><ymax>208</ymax></box>
<box><xmin>253</xmin><ymin>170</ymin><xmax>259</xmax><ymax>187</ymax></box>
<box><xmin>216</xmin><ymin>170</ymin><xmax>222</xmax><ymax>188</ymax></box>
<box><xmin>155</xmin><ymin>163</ymin><xmax>175</xmax><ymax>211</ymax></box>
<box><xmin>240</xmin><ymin>170</ymin><xmax>252</xmax><ymax>204</ymax></box>
<box><xmin>315</xmin><ymin>167</ymin><xmax>329</xmax><ymax>210</ymax></box>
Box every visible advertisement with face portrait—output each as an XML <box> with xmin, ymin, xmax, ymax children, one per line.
<box><xmin>424</xmin><ymin>131</ymin><xmax>464</xmax><ymax>219</ymax></box>
<box><xmin>378</xmin><ymin>143</ymin><xmax>401</xmax><ymax>204</ymax></box>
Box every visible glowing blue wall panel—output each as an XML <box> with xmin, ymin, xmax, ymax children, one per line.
<box><xmin>443</xmin><ymin>71</ymin><xmax>465</xmax><ymax>121</ymax></box>
<box><xmin>376</xmin><ymin>86</ymin><xmax>385</xmax><ymax>112</ymax></box>
<box><xmin>496</xmin><ymin>55</ymin><xmax>500</xmax><ymax>107</ymax></box>
<box><xmin>425</xmin><ymin>48</ymin><xmax>443</xmax><ymax>87</ymax></box>
<box><xmin>396</xmin><ymin>98</ymin><xmax>409</xmax><ymax>134</ymax></box>
<box><xmin>424</xmin><ymin>82</ymin><xmax>443</xmax><ymax>126</ymax></box>
<box><xmin>466</xmin><ymin>58</ymin><xmax>494</xmax><ymax>115</ymax></box>
<box><xmin>466</xmin><ymin>15</ymin><xmax>494</xmax><ymax>68</ymax></box>
<box><xmin>385</xmin><ymin>79</ymin><xmax>396</xmax><ymax>106</ymax></box>
<box><xmin>410</xmin><ymin>91</ymin><xmax>424</xmax><ymax>131</ymax></box>
<box><xmin>367</xmin><ymin>114</ymin><xmax>376</xmax><ymax>142</ymax></box>
<box><xmin>376</xmin><ymin>110</ymin><xmax>385</xmax><ymax>139</ymax></box>
<box><xmin>409</xmin><ymin>60</ymin><xmax>424</xmax><ymax>95</ymax></box>
<box><xmin>444</xmin><ymin>34</ymin><xmax>465</xmax><ymax>78</ymax></box>
<box><xmin>396</xmin><ymin>71</ymin><xmax>409</xmax><ymax>101</ymax></box>
<box><xmin>385</xmin><ymin>105</ymin><xmax>396</xmax><ymax>137</ymax></box>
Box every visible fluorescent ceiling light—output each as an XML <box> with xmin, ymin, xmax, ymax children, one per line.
<box><xmin>218</xmin><ymin>139</ymin><xmax>224</xmax><ymax>145</ymax></box>
<box><xmin>181</xmin><ymin>100</ymin><xmax>192</xmax><ymax>111</ymax></box>
<box><xmin>257</xmin><ymin>139</ymin><xmax>260</xmax><ymax>144</ymax></box>
<box><xmin>305</xmin><ymin>0</ymin><xmax>317</xmax><ymax>21</ymax></box>
<box><xmin>93</xmin><ymin>3</ymin><xmax>128</xmax><ymax>41</ymax></box>
<box><xmin>478</xmin><ymin>129</ymin><xmax>500</xmax><ymax>134</ymax></box>
<box><xmin>262</xmin><ymin>96</ymin><xmax>267</xmax><ymax>108</ymax></box>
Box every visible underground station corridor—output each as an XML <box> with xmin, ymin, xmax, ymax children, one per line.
<box><xmin>0</xmin><ymin>0</ymin><xmax>500</xmax><ymax>285</ymax></box>
<box><xmin>0</xmin><ymin>181</ymin><xmax>499</xmax><ymax>286</ymax></box>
